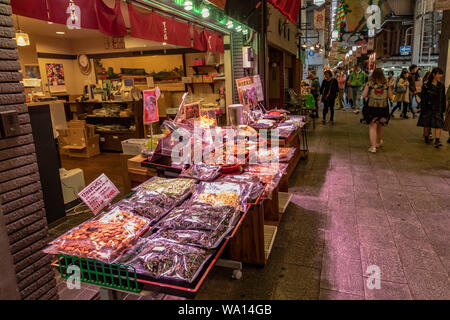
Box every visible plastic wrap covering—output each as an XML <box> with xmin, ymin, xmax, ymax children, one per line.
<box><xmin>246</xmin><ymin>164</ymin><xmax>288</xmax><ymax>199</ymax></box>
<box><xmin>44</xmin><ymin>209</ymin><xmax>150</xmax><ymax>263</ymax></box>
<box><xmin>155</xmin><ymin>228</ymin><xmax>228</xmax><ymax>250</ymax></box>
<box><xmin>180</xmin><ymin>164</ymin><xmax>222</xmax><ymax>181</ymax></box>
<box><xmin>156</xmin><ymin>205</ymin><xmax>237</xmax><ymax>231</ymax></box>
<box><xmin>137</xmin><ymin>177</ymin><xmax>196</xmax><ymax>199</ymax></box>
<box><xmin>189</xmin><ymin>181</ymin><xmax>251</xmax><ymax>210</ymax></box>
<box><xmin>277</xmin><ymin>124</ymin><xmax>297</xmax><ymax>138</ymax></box>
<box><xmin>218</xmin><ymin>173</ymin><xmax>264</xmax><ymax>203</ymax></box>
<box><xmin>117</xmin><ymin>237</ymin><xmax>212</xmax><ymax>283</ymax></box>
<box><xmin>114</xmin><ymin>190</ymin><xmax>176</xmax><ymax>225</ymax></box>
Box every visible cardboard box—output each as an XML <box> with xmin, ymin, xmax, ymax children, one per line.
<box><xmin>68</xmin><ymin>120</ymin><xmax>87</xmax><ymax>128</ymax></box>
<box><xmin>68</xmin><ymin>128</ymin><xmax>87</xmax><ymax>147</ymax></box>
<box><xmin>61</xmin><ymin>135</ymin><xmax>100</xmax><ymax>158</ymax></box>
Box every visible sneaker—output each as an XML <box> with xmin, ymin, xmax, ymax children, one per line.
<box><xmin>368</xmin><ymin>147</ymin><xmax>377</xmax><ymax>153</ymax></box>
<box><xmin>424</xmin><ymin>135</ymin><xmax>430</xmax><ymax>144</ymax></box>
<box><xmin>434</xmin><ymin>140</ymin><xmax>443</xmax><ymax>149</ymax></box>
<box><xmin>376</xmin><ymin>140</ymin><xmax>384</xmax><ymax>148</ymax></box>
<box><xmin>447</xmin><ymin>138</ymin><xmax>450</xmax><ymax>144</ymax></box>
<box><xmin>354</xmin><ymin>110</ymin><xmax>360</xmax><ymax>114</ymax></box>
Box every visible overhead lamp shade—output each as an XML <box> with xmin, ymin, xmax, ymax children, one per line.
<box><xmin>15</xmin><ymin>32</ymin><xmax>30</xmax><ymax>46</ymax></box>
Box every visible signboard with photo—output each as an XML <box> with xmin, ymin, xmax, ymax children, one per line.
<box><xmin>46</xmin><ymin>63</ymin><xmax>66</xmax><ymax>92</ymax></box>
<box><xmin>235</xmin><ymin>76</ymin><xmax>262</xmax><ymax>109</ymax></box>
<box><xmin>435</xmin><ymin>0</ymin><xmax>450</xmax><ymax>10</ymax></box>
<box><xmin>143</xmin><ymin>89</ymin><xmax>160</xmax><ymax>124</ymax></box>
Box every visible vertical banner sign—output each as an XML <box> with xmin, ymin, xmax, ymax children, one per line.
<box><xmin>78</xmin><ymin>174</ymin><xmax>120</xmax><ymax>215</ymax></box>
<box><xmin>435</xmin><ymin>0</ymin><xmax>450</xmax><ymax>10</ymax></box>
<box><xmin>368</xmin><ymin>37</ymin><xmax>374</xmax><ymax>50</ymax></box>
<box><xmin>143</xmin><ymin>88</ymin><xmax>160</xmax><ymax>124</ymax></box>
<box><xmin>314</xmin><ymin>8</ymin><xmax>326</xmax><ymax>30</ymax></box>
<box><xmin>252</xmin><ymin>75</ymin><xmax>265</xmax><ymax>102</ymax></box>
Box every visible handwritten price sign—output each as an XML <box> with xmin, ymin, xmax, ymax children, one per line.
<box><xmin>78</xmin><ymin>174</ymin><xmax>120</xmax><ymax>215</ymax></box>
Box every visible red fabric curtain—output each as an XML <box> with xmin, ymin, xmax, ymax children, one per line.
<box><xmin>12</xmin><ymin>0</ymin><xmax>48</xmax><ymax>21</ymax></box>
<box><xmin>47</xmin><ymin>0</ymin><xmax>98</xmax><ymax>30</ymax></box>
<box><xmin>268</xmin><ymin>0</ymin><xmax>301</xmax><ymax>24</ymax></box>
<box><xmin>202</xmin><ymin>30</ymin><xmax>224</xmax><ymax>54</ymax></box>
<box><xmin>95</xmin><ymin>0</ymin><xmax>127</xmax><ymax>37</ymax></box>
<box><xmin>129</xmin><ymin>4</ymin><xmax>191</xmax><ymax>48</ymax></box>
<box><xmin>193</xmin><ymin>27</ymin><xmax>206</xmax><ymax>51</ymax></box>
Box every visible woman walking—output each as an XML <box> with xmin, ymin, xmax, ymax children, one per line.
<box><xmin>361</xmin><ymin>68</ymin><xmax>393</xmax><ymax>153</ymax></box>
<box><xmin>387</xmin><ymin>71</ymin><xmax>396</xmax><ymax>111</ymax></box>
<box><xmin>390</xmin><ymin>69</ymin><xmax>410</xmax><ymax>118</ymax></box>
<box><xmin>417</xmin><ymin>68</ymin><xmax>446</xmax><ymax>148</ymax></box>
<box><xmin>320</xmin><ymin>70</ymin><xmax>339</xmax><ymax>124</ymax></box>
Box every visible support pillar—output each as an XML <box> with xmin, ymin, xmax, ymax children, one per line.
<box><xmin>438</xmin><ymin>10</ymin><xmax>450</xmax><ymax>88</ymax></box>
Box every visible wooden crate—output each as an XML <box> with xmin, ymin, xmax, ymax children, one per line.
<box><xmin>264</xmin><ymin>225</ymin><xmax>278</xmax><ymax>261</ymax></box>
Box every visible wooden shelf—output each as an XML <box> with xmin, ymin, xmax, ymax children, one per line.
<box><xmin>264</xmin><ymin>225</ymin><xmax>278</xmax><ymax>261</ymax></box>
<box><xmin>190</xmin><ymin>64</ymin><xmax>223</xmax><ymax>73</ymax></box>
<box><xmin>278</xmin><ymin>192</ymin><xmax>293</xmax><ymax>214</ymax></box>
<box><xmin>188</xmin><ymin>82</ymin><xmax>215</xmax><ymax>93</ymax></box>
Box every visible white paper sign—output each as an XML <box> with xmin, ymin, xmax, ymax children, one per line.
<box><xmin>78</xmin><ymin>174</ymin><xmax>119</xmax><ymax>215</ymax></box>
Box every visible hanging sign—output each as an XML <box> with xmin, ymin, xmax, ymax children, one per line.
<box><xmin>314</xmin><ymin>8</ymin><xmax>326</xmax><ymax>30</ymax></box>
<box><xmin>400</xmin><ymin>46</ymin><xmax>411</xmax><ymax>56</ymax></box>
<box><xmin>143</xmin><ymin>88</ymin><xmax>160</xmax><ymax>124</ymax></box>
<box><xmin>435</xmin><ymin>0</ymin><xmax>450</xmax><ymax>10</ymax></box>
<box><xmin>368</xmin><ymin>38</ymin><xmax>375</xmax><ymax>50</ymax></box>
<box><xmin>48</xmin><ymin>0</ymin><xmax>98</xmax><ymax>30</ymax></box>
<box><xmin>78</xmin><ymin>174</ymin><xmax>120</xmax><ymax>215</ymax></box>
<box><xmin>12</xmin><ymin>0</ymin><xmax>49</xmax><ymax>21</ymax></box>
<box><xmin>362</xmin><ymin>46</ymin><xmax>368</xmax><ymax>54</ymax></box>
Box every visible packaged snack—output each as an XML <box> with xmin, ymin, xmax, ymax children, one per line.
<box><xmin>218</xmin><ymin>173</ymin><xmax>263</xmax><ymax>202</ymax></box>
<box><xmin>155</xmin><ymin>228</ymin><xmax>229</xmax><ymax>250</ymax></box>
<box><xmin>120</xmin><ymin>237</ymin><xmax>212</xmax><ymax>283</ymax></box>
<box><xmin>180</xmin><ymin>164</ymin><xmax>222</xmax><ymax>181</ymax></box>
<box><xmin>190</xmin><ymin>181</ymin><xmax>249</xmax><ymax>210</ymax></box>
<box><xmin>156</xmin><ymin>205</ymin><xmax>237</xmax><ymax>231</ymax></box>
<box><xmin>138</xmin><ymin>177</ymin><xmax>196</xmax><ymax>199</ymax></box>
<box><xmin>44</xmin><ymin>209</ymin><xmax>150</xmax><ymax>263</ymax></box>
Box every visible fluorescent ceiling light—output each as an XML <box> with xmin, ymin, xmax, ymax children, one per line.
<box><xmin>56</xmin><ymin>31</ymin><xmax>65</xmax><ymax>35</ymax></box>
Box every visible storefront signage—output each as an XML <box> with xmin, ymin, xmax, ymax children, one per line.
<box><xmin>78</xmin><ymin>174</ymin><xmax>120</xmax><ymax>215</ymax></box>
<box><xmin>435</xmin><ymin>0</ymin><xmax>450</xmax><ymax>11</ymax></box>
<box><xmin>400</xmin><ymin>46</ymin><xmax>411</xmax><ymax>56</ymax></box>
<box><xmin>314</xmin><ymin>8</ymin><xmax>326</xmax><ymax>30</ymax></box>
<box><xmin>143</xmin><ymin>88</ymin><xmax>160</xmax><ymax>124</ymax></box>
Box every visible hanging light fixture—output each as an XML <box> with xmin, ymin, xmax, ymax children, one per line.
<box><xmin>184</xmin><ymin>0</ymin><xmax>193</xmax><ymax>11</ymax></box>
<box><xmin>15</xmin><ymin>16</ymin><xmax>30</xmax><ymax>47</ymax></box>
<box><xmin>236</xmin><ymin>25</ymin><xmax>242</xmax><ymax>32</ymax></box>
<box><xmin>226</xmin><ymin>20</ymin><xmax>233</xmax><ymax>29</ymax></box>
<box><xmin>242</xmin><ymin>29</ymin><xmax>248</xmax><ymax>35</ymax></box>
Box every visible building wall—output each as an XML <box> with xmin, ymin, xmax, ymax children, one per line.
<box><xmin>0</xmin><ymin>0</ymin><xmax>58</xmax><ymax>300</ymax></box>
<box><xmin>267</xmin><ymin>3</ymin><xmax>298</xmax><ymax>56</ymax></box>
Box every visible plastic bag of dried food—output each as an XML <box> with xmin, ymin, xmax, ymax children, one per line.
<box><xmin>44</xmin><ymin>209</ymin><xmax>150</xmax><ymax>263</ymax></box>
<box><xmin>247</xmin><ymin>163</ymin><xmax>288</xmax><ymax>175</ymax></box>
<box><xmin>114</xmin><ymin>191</ymin><xmax>175</xmax><ymax>226</ymax></box>
<box><xmin>155</xmin><ymin>227</ymin><xmax>230</xmax><ymax>250</ymax></box>
<box><xmin>189</xmin><ymin>181</ymin><xmax>249</xmax><ymax>210</ymax></box>
<box><xmin>180</xmin><ymin>164</ymin><xmax>222</xmax><ymax>182</ymax></box>
<box><xmin>136</xmin><ymin>177</ymin><xmax>196</xmax><ymax>199</ymax></box>
<box><xmin>156</xmin><ymin>205</ymin><xmax>238</xmax><ymax>231</ymax></box>
<box><xmin>218</xmin><ymin>173</ymin><xmax>264</xmax><ymax>203</ymax></box>
<box><xmin>278</xmin><ymin>147</ymin><xmax>295</xmax><ymax>162</ymax></box>
<box><xmin>135</xmin><ymin>237</ymin><xmax>212</xmax><ymax>283</ymax></box>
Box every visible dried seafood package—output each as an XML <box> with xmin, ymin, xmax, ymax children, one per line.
<box><xmin>155</xmin><ymin>228</ymin><xmax>230</xmax><ymax>250</ymax></box>
<box><xmin>189</xmin><ymin>181</ymin><xmax>249</xmax><ymax>210</ymax></box>
<box><xmin>180</xmin><ymin>164</ymin><xmax>222</xmax><ymax>181</ymax></box>
<box><xmin>138</xmin><ymin>177</ymin><xmax>196</xmax><ymax>199</ymax></box>
<box><xmin>218</xmin><ymin>173</ymin><xmax>264</xmax><ymax>203</ymax></box>
<box><xmin>44</xmin><ymin>209</ymin><xmax>150</xmax><ymax>263</ymax></box>
<box><xmin>156</xmin><ymin>205</ymin><xmax>237</xmax><ymax>231</ymax></box>
<box><xmin>136</xmin><ymin>237</ymin><xmax>212</xmax><ymax>283</ymax></box>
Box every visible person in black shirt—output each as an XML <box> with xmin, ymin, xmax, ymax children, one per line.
<box><xmin>407</xmin><ymin>64</ymin><xmax>420</xmax><ymax>118</ymax></box>
<box><xmin>417</xmin><ymin>68</ymin><xmax>446</xmax><ymax>148</ymax></box>
<box><xmin>320</xmin><ymin>70</ymin><xmax>339</xmax><ymax>124</ymax></box>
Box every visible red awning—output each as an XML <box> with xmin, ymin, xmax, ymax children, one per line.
<box><xmin>47</xmin><ymin>0</ymin><xmax>98</xmax><ymax>30</ymax></box>
<box><xmin>128</xmin><ymin>3</ymin><xmax>191</xmax><ymax>48</ymax></box>
<box><xmin>95</xmin><ymin>0</ymin><xmax>127</xmax><ymax>37</ymax></box>
<box><xmin>268</xmin><ymin>0</ymin><xmax>301</xmax><ymax>24</ymax></box>
<box><xmin>202</xmin><ymin>29</ymin><xmax>225</xmax><ymax>54</ymax></box>
<box><xmin>12</xmin><ymin>0</ymin><xmax>48</xmax><ymax>21</ymax></box>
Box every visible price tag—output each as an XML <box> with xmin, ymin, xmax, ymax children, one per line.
<box><xmin>78</xmin><ymin>174</ymin><xmax>120</xmax><ymax>215</ymax></box>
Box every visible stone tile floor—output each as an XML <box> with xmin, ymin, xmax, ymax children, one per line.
<box><xmin>54</xmin><ymin>110</ymin><xmax>450</xmax><ymax>300</ymax></box>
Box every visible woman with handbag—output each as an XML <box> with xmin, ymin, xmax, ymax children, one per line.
<box><xmin>417</xmin><ymin>68</ymin><xmax>446</xmax><ymax>148</ymax></box>
<box><xmin>361</xmin><ymin>68</ymin><xmax>393</xmax><ymax>153</ymax></box>
<box><xmin>444</xmin><ymin>85</ymin><xmax>450</xmax><ymax>144</ymax></box>
<box><xmin>390</xmin><ymin>69</ymin><xmax>410</xmax><ymax>118</ymax></box>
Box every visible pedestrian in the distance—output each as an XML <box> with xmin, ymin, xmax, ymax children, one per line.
<box><xmin>407</xmin><ymin>64</ymin><xmax>420</xmax><ymax>118</ymax></box>
<box><xmin>444</xmin><ymin>85</ymin><xmax>450</xmax><ymax>144</ymax></box>
<box><xmin>349</xmin><ymin>64</ymin><xmax>366</xmax><ymax>114</ymax></box>
<box><xmin>361</xmin><ymin>68</ymin><xmax>392</xmax><ymax>153</ymax></box>
<box><xmin>336</xmin><ymin>67</ymin><xmax>347</xmax><ymax>110</ymax></box>
<box><xmin>417</xmin><ymin>67</ymin><xmax>446</xmax><ymax>148</ymax></box>
<box><xmin>390</xmin><ymin>69</ymin><xmax>410</xmax><ymax>118</ymax></box>
<box><xmin>387</xmin><ymin>71</ymin><xmax>396</xmax><ymax>111</ymax></box>
<box><xmin>308</xmin><ymin>72</ymin><xmax>321</xmax><ymax>118</ymax></box>
<box><xmin>320</xmin><ymin>70</ymin><xmax>339</xmax><ymax>124</ymax></box>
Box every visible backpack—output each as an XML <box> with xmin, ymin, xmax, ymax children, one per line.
<box><xmin>367</xmin><ymin>83</ymin><xmax>388</xmax><ymax>108</ymax></box>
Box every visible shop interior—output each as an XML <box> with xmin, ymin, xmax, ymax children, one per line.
<box><xmin>14</xmin><ymin>9</ymin><xmax>232</xmax><ymax>226</ymax></box>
